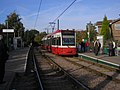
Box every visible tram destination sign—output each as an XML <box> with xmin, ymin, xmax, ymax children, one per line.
<box><xmin>3</xmin><ymin>29</ymin><xmax>14</xmax><ymax>33</ymax></box>
<box><xmin>62</xmin><ymin>30</ymin><xmax>74</xmax><ymax>35</ymax></box>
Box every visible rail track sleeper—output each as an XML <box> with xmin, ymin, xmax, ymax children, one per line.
<box><xmin>65</xmin><ymin>57</ymin><xmax>120</xmax><ymax>82</ymax></box>
<box><xmin>36</xmin><ymin>49</ymin><xmax>90</xmax><ymax>90</ymax></box>
<box><xmin>44</xmin><ymin>54</ymin><xmax>90</xmax><ymax>90</ymax></box>
<box><xmin>42</xmin><ymin>51</ymin><xmax>120</xmax><ymax>89</ymax></box>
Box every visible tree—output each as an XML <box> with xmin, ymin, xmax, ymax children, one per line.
<box><xmin>0</xmin><ymin>23</ymin><xmax>5</xmax><ymax>33</ymax></box>
<box><xmin>86</xmin><ymin>21</ymin><xmax>97</xmax><ymax>42</ymax></box>
<box><xmin>34</xmin><ymin>32</ymin><xmax>47</xmax><ymax>44</ymax></box>
<box><xmin>5</xmin><ymin>11</ymin><xmax>25</xmax><ymax>38</ymax></box>
<box><xmin>29</xmin><ymin>29</ymin><xmax>39</xmax><ymax>40</ymax></box>
<box><xmin>76</xmin><ymin>30</ymin><xmax>87</xmax><ymax>43</ymax></box>
<box><xmin>23</xmin><ymin>30</ymin><xmax>30</xmax><ymax>45</ymax></box>
<box><xmin>100</xmin><ymin>16</ymin><xmax>111</xmax><ymax>42</ymax></box>
<box><xmin>23</xmin><ymin>29</ymin><xmax>40</xmax><ymax>46</ymax></box>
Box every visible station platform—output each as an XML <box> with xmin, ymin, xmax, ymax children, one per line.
<box><xmin>0</xmin><ymin>47</ymin><xmax>29</xmax><ymax>90</ymax></box>
<box><xmin>78</xmin><ymin>52</ymin><xmax>120</xmax><ymax>69</ymax></box>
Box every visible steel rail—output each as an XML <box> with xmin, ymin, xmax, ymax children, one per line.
<box><xmin>33</xmin><ymin>52</ymin><xmax>44</xmax><ymax>90</ymax></box>
<box><xmin>24</xmin><ymin>46</ymin><xmax>31</xmax><ymax>73</ymax></box>
<box><xmin>64</xmin><ymin>57</ymin><xmax>120</xmax><ymax>82</ymax></box>
<box><xmin>45</xmin><ymin>55</ymin><xmax>90</xmax><ymax>90</ymax></box>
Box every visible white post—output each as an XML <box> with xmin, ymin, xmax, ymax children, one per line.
<box><xmin>6</xmin><ymin>21</ymin><xmax>8</xmax><ymax>47</ymax></box>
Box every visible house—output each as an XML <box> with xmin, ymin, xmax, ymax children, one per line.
<box><xmin>110</xmin><ymin>18</ymin><xmax>120</xmax><ymax>41</ymax></box>
<box><xmin>96</xmin><ymin>20</ymin><xmax>113</xmax><ymax>34</ymax></box>
<box><xmin>96</xmin><ymin>18</ymin><xmax>120</xmax><ymax>41</ymax></box>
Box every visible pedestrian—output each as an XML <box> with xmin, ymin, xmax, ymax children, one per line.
<box><xmin>0</xmin><ymin>35</ymin><xmax>9</xmax><ymax>84</ymax></box>
<box><xmin>78</xmin><ymin>43</ymin><xmax>81</xmax><ymax>53</ymax></box>
<box><xmin>98</xmin><ymin>40</ymin><xmax>101</xmax><ymax>54</ymax></box>
<box><xmin>85</xmin><ymin>40</ymin><xmax>90</xmax><ymax>52</ymax></box>
<box><xmin>112</xmin><ymin>41</ymin><xmax>116</xmax><ymax>56</ymax></box>
<box><xmin>108</xmin><ymin>40</ymin><xmax>113</xmax><ymax>56</ymax></box>
<box><xmin>94</xmin><ymin>39</ymin><xmax>100</xmax><ymax>56</ymax></box>
<box><xmin>81</xmin><ymin>41</ymin><xmax>85</xmax><ymax>52</ymax></box>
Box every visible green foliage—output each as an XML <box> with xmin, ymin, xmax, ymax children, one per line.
<box><xmin>23</xmin><ymin>29</ymin><xmax>40</xmax><ymax>45</ymax></box>
<box><xmin>23</xmin><ymin>29</ymin><xmax>47</xmax><ymax>46</ymax></box>
<box><xmin>89</xmin><ymin>28</ymin><xmax>97</xmax><ymax>42</ymax></box>
<box><xmin>34</xmin><ymin>35</ymin><xmax>41</xmax><ymax>43</ymax></box>
<box><xmin>76</xmin><ymin>31</ymin><xmax>87</xmax><ymax>43</ymax></box>
<box><xmin>0</xmin><ymin>23</ymin><xmax>6</xmax><ymax>33</ymax></box>
<box><xmin>5</xmin><ymin>11</ymin><xmax>25</xmax><ymax>38</ymax></box>
<box><xmin>29</xmin><ymin>29</ymin><xmax>39</xmax><ymax>39</ymax></box>
<box><xmin>86</xmin><ymin>22</ymin><xmax>97</xmax><ymax>42</ymax></box>
<box><xmin>100</xmin><ymin>16</ymin><xmax>111</xmax><ymax>41</ymax></box>
<box><xmin>23</xmin><ymin>30</ymin><xmax>30</xmax><ymax>45</ymax></box>
<box><xmin>34</xmin><ymin>32</ymin><xmax>47</xmax><ymax>44</ymax></box>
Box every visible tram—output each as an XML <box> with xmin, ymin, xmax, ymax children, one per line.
<box><xmin>41</xmin><ymin>36</ymin><xmax>47</xmax><ymax>50</ymax></box>
<box><xmin>41</xmin><ymin>29</ymin><xmax>76</xmax><ymax>56</ymax></box>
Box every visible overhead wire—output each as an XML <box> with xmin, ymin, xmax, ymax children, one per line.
<box><xmin>53</xmin><ymin>0</ymin><xmax>77</xmax><ymax>22</ymax></box>
<box><xmin>45</xmin><ymin>0</ymin><xmax>77</xmax><ymax>29</ymax></box>
<box><xmin>34</xmin><ymin>0</ymin><xmax>43</xmax><ymax>29</ymax></box>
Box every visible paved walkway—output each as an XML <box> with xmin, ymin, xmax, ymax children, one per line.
<box><xmin>78</xmin><ymin>52</ymin><xmax>120</xmax><ymax>66</ymax></box>
<box><xmin>78</xmin><ymin>52</ymin><xmax>120</xmax><ymax>65</ymax></box>
<box><xmin>0</xmin><ymin>47</ymin><xmax>29</xmax><ymax>90</ymax></box>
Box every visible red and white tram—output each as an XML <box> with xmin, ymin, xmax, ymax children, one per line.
<box><xmin>41</xmin><ymin>36</ymin><xmax>47</xmax><ymax>50</ymax></box>
<box><xmin>42</xmin><ymin>29</ymin><xmax>76</xmax><ymax>56</ymax></box>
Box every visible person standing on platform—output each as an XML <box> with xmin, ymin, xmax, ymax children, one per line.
<box><xmin>81</xmin><ymin>41</ymin><xmax>85</xmax><ymax>52</ymax></box>
<box><xmin>78</xmin><ymin>43</ymin><xmax>81</xmax><ymax>53</ymax></box>
<box><xmin>94</xmin><ymin>39</ymin><xmax>101</xmax><ymax>56</ymax></box>
<box><xmin>0</xmin><ymin>35</ymin><xmax>9</xmax><ymax>84</ymax></box>
<box><xmin>98</xmin><ymin>40</ymin><xmax>101</xmax><ymax>54</ymax></box>
<box><xmin>85</xmin><ymin>40</ymin><xmax>90</xmax><ymax>52</ymax></box>
<box><xmin>112</xmin><ymin>41</ymin><xmax>116</xmax><ymax>56</ymax></box>
<box><xmin>108</xmin><ymin>40</ymin><xmax>113</xmax><ymax>56</ymax></box>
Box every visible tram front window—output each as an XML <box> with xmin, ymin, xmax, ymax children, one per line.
<box><xmin>62</xmin><ymin>35</ymin><xmax>75</xmax><ymax>46</ymax></box>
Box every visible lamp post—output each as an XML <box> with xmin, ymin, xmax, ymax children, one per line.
<box><xmin>6</xmin><ymin>20</ymin><xmax>9</xmax><ymax>47</ymax></box>
<box><xmin>45</xmin><ymin>28</ymin><xmax>49</xmax><ymax>34</ymax></box>
<box><xmin>57</xmin><ymin>19</ymin><xmax>59</xmax><ymax>30</ymax></box>
<box><xmin>49</xmin><ymin>22</ymin><xmax>55</xmax><ymax>33</ymax></box>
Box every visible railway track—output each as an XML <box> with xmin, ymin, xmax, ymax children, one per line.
<box><xmin>64</xmin><ymin>57</ymin><xmax>120</xmax><ymax>82</ymax></box>
<box><xmin>43</xmin><ymin>51</ymin><xmax>120</xmax><ymax>90</ymax></box>
<box><xmin>35</xmin><ymin>49</ymin><xmax>89</xmax><ymax>90</ymax></box>
<box><xmin>10</xmin><ymin>47</ymin><xmax>120</xmax><ymax>90</ymax></box>
<box><xmin>10</xmin><ymin>47</ymin><xmax>89</xmax><ymax>90</ymax></box>
<box><xmin>10</xmin><ymin>47</ymin><xmax>42</xmax><ymax>90</ymax></box>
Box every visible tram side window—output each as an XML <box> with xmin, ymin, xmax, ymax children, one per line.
<box><xmin>43</xmin><ymin>40</ymin><xmax>45</xmax><ymax>45</ymax></box>
<box><xmin>46</xmin><ymin>39</ymin><xmax>48</xmax><ymax>45</ymax></box>
<box><xmin>57</xmin><ymin>37</ymin><xmax>61</xmax><ymax>45</ymax></box>
<box><xmin>50</xmin><ymin>39</ymin><xmax>52</xmax><ymax>46</ymax></box>
<box><xmin>52</xmin><ymin>38</ymin><xmax>55</xmax><ymax>45</ymax></box>
<box><xmin>52</xmin><ymin>37</ymin><xmax>60</xmax><ymax>45</ymax></box>
<box><xmin>47</xmin><ymin>39</ymin><xmax>49</xmax><ymax>45</ymax></box>
<box><xmin>54</xmin><ymin>38</ymin><xmax>57</xmax><ymax>45</ymax></box>
<box><xmin>48</xmin><ymin>39</ymin><xmax>50</xmax><ymax>46</ymax></box>
<box><xmin>44</xmin><ymin>40</ymin><xmax>46</xmax><ymax>45</ymax></box>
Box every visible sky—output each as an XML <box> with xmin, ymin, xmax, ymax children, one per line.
<box><xmin>0</xmin><ymin>0</ymin><xmax>120</xmax><ymax>32</ymax></box>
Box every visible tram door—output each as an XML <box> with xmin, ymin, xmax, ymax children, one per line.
<box><xmin>56</xmin><ymin>37</ymin><xmax>60</xmax><ymax>54</ymax></box>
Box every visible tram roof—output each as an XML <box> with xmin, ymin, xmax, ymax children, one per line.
<box><xmin>52</xmin><ymin>29</ymin><xmax>75</xmax><ymax>34</ymax></box>
<box><xmin>42</xmin><ymin>29</ymin><xmax>75</xmax><ymax>40</ymax></box>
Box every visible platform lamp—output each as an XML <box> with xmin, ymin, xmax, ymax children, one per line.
<box><xmin>6</xmin><ymin>20</ymin><xmax>9</xmax><ymax>47</ymax></box>
<box><xmin>45</xmin><ymin>28</ymin><xmax>49</xmax><ymax>34</ymax></box>
<box><xmin>49</xmin><ymin>22</ymin><xmax>55</xmax><ymax>33</ymax></box>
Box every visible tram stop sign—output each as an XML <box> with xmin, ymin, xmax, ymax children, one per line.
<box><xmin>3</xmin><ymin>29</ymin><xmax>14</xmax><ymax>33</ymax></box>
